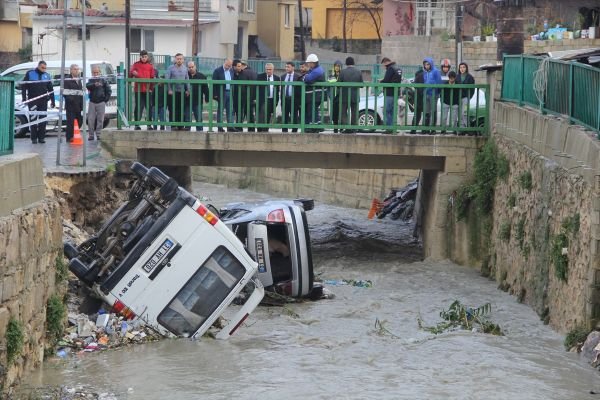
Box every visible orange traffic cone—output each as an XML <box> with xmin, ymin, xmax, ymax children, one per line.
<box><xmin>71</xmin><ymin>119</ymin><xmax>83</xmax><ymax>145</ymax></box>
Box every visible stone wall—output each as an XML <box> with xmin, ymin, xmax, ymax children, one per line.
<box><xmin>0</xmin><ymin>155</ymin><xmax>64</xmax><ymax>396</ymax></box>
<box><xmin>460</xmin><ymin>101</ymin><xmax>600</xmax><ymax>334</ymax></box>
<box><xmin>193</xmin><ymin>166</ymin><xmax>418</xmax><ymax>209</ymax></box>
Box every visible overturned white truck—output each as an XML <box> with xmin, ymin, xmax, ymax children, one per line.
<box><xmin>64</xmin><ymin>163</ymin><xmax>264</xmax><ymax>339</ymax></box>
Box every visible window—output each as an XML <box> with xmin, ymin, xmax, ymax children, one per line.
<box><xmin>284</xmin><ymin>4</ymin><xmax>290</xmax><ymax>28</ymax></box>
<box><xmin>157</xmin><ymin>247</ymin><xmax>246</xmax><ymax>337</ymax></box>
<box><xmin>246</xmin><ymin>0</ymin><xmax>254</xmax><ymax>12</ymax></box>
<box><xmin>131</xmin><ymin>28</ymin><xmax>155</xmax><ymax>52</ymax></box>
<box><xmin>415</xmin><ymin>0</ymin><xmax>449</xmax><ymax>36</ymax></box>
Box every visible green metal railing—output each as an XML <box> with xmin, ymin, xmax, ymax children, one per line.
<box><xmin>0</xmin><ymin>77</ymin><xmax>15</xmax><ymax>155</ymax></box>
<box><xmin>502</xmin><ymin>54</ymin><xmax>600</xmax><ymax>137</ymax></box>
<box><xmin>118</xmin><ymin>70</ymin><xmax>489</xmax><ymax>135</ymax></box>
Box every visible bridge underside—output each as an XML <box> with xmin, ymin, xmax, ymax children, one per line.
<box><xmin>137</xmin><ymin>149</ymin><xmax>446</xmax><ymax>170</ymax></box>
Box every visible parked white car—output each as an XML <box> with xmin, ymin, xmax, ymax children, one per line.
<box><xmin>357</xmin><ymin>86</ymin><xmax>487</xmax><ymax>131</ymax></box>
<box><xmin>1</xmin><ymin>60</ymin><xmax>117</xmax><ymax>137</ymax></box>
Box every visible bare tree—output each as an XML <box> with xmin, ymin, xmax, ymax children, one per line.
<box><xmin>340</xmin><ymin>0</ymin><xmax>383</xmax><ymax>43</ymax></box>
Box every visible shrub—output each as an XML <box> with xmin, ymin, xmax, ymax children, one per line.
<box><xmin>6</xmin><ymin>318</ymin><xmax>24</xmax><ymax>365</ymax></box>
<box><xmin>564</xmin><ymin>326</ymin><xmax>590</xmax><ymax>350</ymax></box>
<box><xmin>46</xmin><ymin>295</ymin><xmax>66</xmax><ymax>346</ymax></box>
<box><xmin>498</xmin><ymin>221</ymin><xmax>511</xmax><ymax>242</ymax></box>
<box><xmin>518</xmin><ymin>171</ymin><xmax>533</xmax><ymax>191</ymax></box>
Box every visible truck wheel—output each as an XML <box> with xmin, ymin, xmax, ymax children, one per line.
<box><xmin>69</xmin><ymin>258</ymin><xmax>90</xmax><ymax>284</ymax></box>
<box><xmin>63</xmin><ymin>242</ymin><xmax>79</xmax><ymax>260</ymax></box>
<box><xmin>147</xmin><ymin>167</ymin><xmax>169</xmax><ymax>188</ymax></box>
<box><xmin>131</xmin><ymin>162</ymin><xmax>148</xmax><ymax>178</ymax></box>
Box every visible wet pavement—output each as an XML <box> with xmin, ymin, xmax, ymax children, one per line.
<box><xmin>12</xmin><ymin>132</ymin><xmax>113</xmax><ymax>174</ymax></box>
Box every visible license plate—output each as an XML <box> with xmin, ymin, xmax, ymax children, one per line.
<box><xmin>142</xmin><ymin>238</ymin><xmax>175</xmax><ymax>274</ymax></box>
<box><xmin>255</xmin><ymin>238</ymin><xmax>266</xmax><ymax>273</ymax></box>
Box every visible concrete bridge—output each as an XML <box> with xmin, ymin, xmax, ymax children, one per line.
<box><xmin>101</xmin><ymin>130</ymin><xmax>486</xmax><ymax>260</ymax></box>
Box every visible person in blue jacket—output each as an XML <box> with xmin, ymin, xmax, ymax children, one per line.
<box><xmin>422</xmin><ymin>57</ymin><xmax>442</xmax><ymax>133</ymax></box>
<box><xmin>21</xmin><ymin>60</ymin><xmax>55</xmax><ymax>143</ymax></box>
<box><xmin>302</xmin><ymin>53</ymin><xmax>326</xmax><ymax>132</ymax></box>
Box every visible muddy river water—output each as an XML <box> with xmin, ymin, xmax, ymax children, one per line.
<box><xmin>18</xmin><ymin>183</ymin><xmax>600</xmax><ymax>399</ymax></box>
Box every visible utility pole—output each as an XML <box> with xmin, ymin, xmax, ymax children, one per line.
<box><xmin>455</xmin><ymin>3</ymin><xmax>463</xmax><ymax>66</ymax></box>
<box><xmin>343</xmin><ymin>0</ymin><xmax>348</xmax><ymax>53</ymax></box>
<box><xmin>192</xmin><ymin>0</ymin><xmax>199</xmax><ymax>55</ymax></box>
<box><xmin>298</xmin><ymin>0</ymin><xmax>306</xmax><ymax>61</ymax></box>
<box><xmin>125</xmin><ymin>0</ymin><xmax>131</xmax><ymax>73</ymax></box>
<box><xmin>56</xmin><ymin>0</ymin><xmax>68</xmax><ymax>165</ymax></box>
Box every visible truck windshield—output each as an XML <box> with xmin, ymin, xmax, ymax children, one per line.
<box><xmin>158</xmin><ymin>246</ymin><xmax>246</xmax><ymax>337</ymax></box>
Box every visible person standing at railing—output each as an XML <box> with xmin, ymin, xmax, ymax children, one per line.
<box><xmin>212</xmin><ymin>58</ymin><xmax>234</xmax><ymax>132</ymax></box>
<box><xmin>303</xmin><ymin>53</ymin><xmax>326</xmax><ymax>133</ymax></box>
<box><xmin>337</xmin><ymin>57</ymin><xmax>364</xmax><ymax>134</ymax></box>
<box><xmin>280</xmin><ymin>61</ymin><xmax>301</xmax><ymax>133</ymax></box>
<box><xmin>328</xmin><ymin>60</ymin><xmax>342</xmax><ymax>132</ymax></box>
<box><xmin>152</xmin><ymin>71</ymin><xmax>168</xmax><ymax>130</ymax></box>
<box><xmin>440</xmin><ymin>59</ymin><xmax>452</xmax><ymax>82</ymax></box>
<box><xmin>230</xmin><ymin>59</ymin><xmax>246</xmax><ymax>132</ymax></box>
<box><xmin>456</xmin><ymin>62</ymin><xmax>475</xmax><ymax>130</ymax></box>
<box><xmin>256</xmin><ymin>63</ymin><xmax>280</xmax><ymax>132</ymax></box>
<box><xmin>422</xmin><ymin>57</ymin><xmax>442</xmax><ymax>134</ymax></box>
<box><xmin>129</xmin><ymin>50</ymin><xmax>155</xmax><ymax>130</ymax></box>
<box><xmin>86</xmin><ymin>66</ymin><xmax>111</xmax><ymax>140</ymax></box>
<box><xmin>440</xmin><ymin>71</ymin><xmax>460</xmax><ymax>134</ymax></box>
<box><xmin>238</xmin><ymin>60</ymin><xmax>258</xmax><ymax>132</ymax></box>
<box><xmin>63</xmin><ymin>64</ymin><xmax>84</xmax><ymax>143</ymax></box>
<box><xmin>21</xmin><ymin>60</ymin><xmax>54</xmax><ymax>144</ymax></box>
<box><xmin>165</xmin><ymin>53</ymin><xmax>190</xmax><ymax>131</ymax></box>
<box><xmin>380</xmin><ymin>57</ymin><xmax>403</xmax><ymax>133</ymax></box>
<box><xmin>410</xmin><ymin>67</ymin><xmax>425</xmax><ymax>134</ymax></box>
<box><xmin>186</xmin><ymin>61</ymin><xmax>209</xmax><ymax>132</ymax></box>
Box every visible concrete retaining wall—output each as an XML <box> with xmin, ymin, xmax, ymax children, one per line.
<box><xmin>0</xmin><ymin>155</ymin><xmax>64</xmax><ymax>396</ymax></box>
<box><xmin>483</xmin><ymin>102</ymin><xmax>600</xmax><ymax>333</ymax></box>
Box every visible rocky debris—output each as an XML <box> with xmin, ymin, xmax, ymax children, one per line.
<box><xmin>369</xmin><ymin>179</ymin><xmax>418</xmax><ymax>221</ymax></box>
<box><xmin>580</xmin><ymin>331</ymin><xmax>600</xmax><ymax>367</ymax></box>
<box><xmin>54</xmin><ymin>311</ymin><xmax>162</xmax><ymax>359</ymax></box>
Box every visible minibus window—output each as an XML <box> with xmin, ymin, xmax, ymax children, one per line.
<box><xmin>158</xmin><ymin>246</ymin><xmax>246</xmax><ymax>337</ymax></box>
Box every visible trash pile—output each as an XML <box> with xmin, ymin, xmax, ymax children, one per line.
<box><xmin>55</xmin><ymin>310</ymin><xmax>162</xmax><ymax>358</ymax></box>
<box><xmin>368</xmin><ymin>179</ymin><xmax>418</xmax><ymax>220</ymax></box>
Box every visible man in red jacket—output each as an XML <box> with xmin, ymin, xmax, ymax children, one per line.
<box><xmin>129</xmin><ymin>50</ymin><xmax>155</xmax><ymax>130</ymax></box>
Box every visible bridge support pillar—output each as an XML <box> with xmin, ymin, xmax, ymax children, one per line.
<box><xmin>418</xmin><ymin>169</ymin><xmax>470</xmax><ymax>261</ymax></box>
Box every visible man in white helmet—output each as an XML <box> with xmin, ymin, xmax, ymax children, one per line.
<box><xmin>302</xmin><ymin>53</ymin><xmax>326</xmax><ymax>132</ymax></box>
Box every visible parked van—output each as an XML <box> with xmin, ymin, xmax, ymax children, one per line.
<box><xmin>1</xmin><ymin>60</ymin><xmax>117</xmax><ymax>137</ymax></box>
<box><xmin>64</xmin><ymin>163</ymin><xmax>264</xmax><ymax>339</ymax></box>
<box><xmin>220</xmin><ymin>199</ymin><xmax>319</xmax><ymax>298</ymax></box>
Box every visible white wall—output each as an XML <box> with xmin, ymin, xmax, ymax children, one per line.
<box><xmin>32</xmin><ymin>19</ymin><xmax>231</xmax><ymax>66</ymax></box>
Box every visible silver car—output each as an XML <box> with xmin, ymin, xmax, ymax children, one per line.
<box><xmin>220</xmin><ymin>199</ymin><xmax>318</xmax><ymax>298</ymax></box>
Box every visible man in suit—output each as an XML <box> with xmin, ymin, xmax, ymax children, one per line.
<box><xmin>280</xmin><ymin>61</ymin><xmax>301</xmax><ymax>133</ymax></box>
<box><xmin>256</xmin><ymin>63</ymin><xmax>280</xmax><ymax>132</ymax></box>
<box><xmin>63</xmin><ymin>64</ymin><xmax>84</xmax><ymax>142</ymax></box>
<box><xmin>212</xmin><ymin>58</ymin><xmax>233</xmax><ymax>132</ymax></box>
<box><xmin>337</xmin><ymin>56</ymin><xmax>364</xmax><ymax>133</ymax></box>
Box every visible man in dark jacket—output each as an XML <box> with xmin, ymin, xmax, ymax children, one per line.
<box><xmin>86</xmin><ymin>66</ymin><xmax>111</xmax><ymax>140</ymax></box>
<box><xmin>280</xmin><ymin>61</ymin><xmax>301</xmax><ymax>132</ymax></box>
<box><xmin>22</xmin><ymin>60</ymin><xmax>55</xmax><ymax>143</ymax></box>
<box><xmin>212</xmin><ymin>59</ymin><xmax>234</xmax><ymax>132</ymax></box>
<box><xmin>238</xmin><ymin>60</ymin><xmax>258</xmax><ymax>131</ymax></box>
<box><xmin>256</xmin><ymin>63</ymin><xmax>280</xmax><ymax>132</ymax></box>
<box><xmin>337</xmin><ymin>57</ymin><xmax>364</xmax><ymax>133</ymax></box>
<box><xmin>380</xmin><ymin>57</ymin><xmax>402</xmax><ymax>130</ymax></box>
<box><xmin>185</xmin><ymin>61</ymin><xmax>209</xmax><ymax>131</ymax></box>
<box><xmin>63</xmin><ymin>64</ymin><xmax>84</xmax><ymax>142</ymax></box>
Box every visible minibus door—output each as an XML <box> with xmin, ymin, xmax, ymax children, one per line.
<box><xmin>247</xmin><ymin>222</ymin><xmax>273</xmax><ymax>287</ymax></box>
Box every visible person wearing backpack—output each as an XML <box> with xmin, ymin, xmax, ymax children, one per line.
<box><xmin>380</xmin><ymin>57</ymin><xmax>402</xmax><ymax>132</ymax></box>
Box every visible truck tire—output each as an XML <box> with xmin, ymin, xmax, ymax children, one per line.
<box><xmin>147</xmin><ymin>167</ymin><xmax>169</xmax><ymax>188</ymax></box>
<box><xmin>69</xmin><ymin>258</ymin><xmax>90</xmax><ymax>283</ymax></box>
<box><xmin>131</xmin><ymin>162</ymin><xmax>149</xmax><ymax>178</ymax></box>
<box><xmin>63</xmin><ymin>242</ymin><xmax>79</xmax><ymax>260</ymax></box>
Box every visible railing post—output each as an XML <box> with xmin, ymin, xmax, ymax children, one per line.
<box><xmin>568</xmin><ymin>61</ymin><xmax>574</xmax><ymax>125</ymax></box>
<box><xmin>300</xmin><ymin>84</ymin><xmax>306</xmax><ymax>133</ymax></box>
<box><xmin>519</xmin><ymin>55</ymin><xmax>524</xmax><ymax>106</ymax></box>
<box><xmin>117</xmin><ymin>61</ymin><xmax>125</xmax><ymax>129</ymax></box>
<box><xmin>207</xmin><ymin>79</ymin><xmax>214</xmax><ymax>132</ymax></box>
